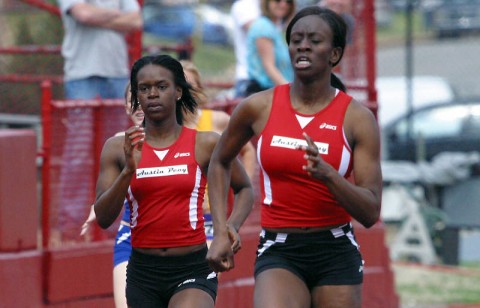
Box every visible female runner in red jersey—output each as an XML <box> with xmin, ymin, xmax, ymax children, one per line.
<box><xmin>207</xmin><ymin>6</ymin><xmax>382</xmax><ymax>308</ymax></box>
<box><xmin>93</xmin><ymin>54</ymin><xmax>254</xmax><ymax>308</ymax></box>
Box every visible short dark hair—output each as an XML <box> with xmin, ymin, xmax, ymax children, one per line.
<box><xmin>286</xmin><ymin>6</ymin><xmax>347</xmax><ymax>67</ymax></box>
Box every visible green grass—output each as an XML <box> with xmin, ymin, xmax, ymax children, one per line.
<box><xmin>394</xmin><ymin>263</ymin><xmax>480</xmax><ymax>305</ymax></box>
<box><xmin>462</xmin><ymin>260</ymin><xmax>480</xmax><ymax>270</ymax></box>
<box><xmin>143</xmin><ymin>34</ymin><xmax>236</xmax><ymax>82</ymax></box>
<box><xmin>144</xmin><ymin>10</ymin><xmax>437</xmax><ymax>83</ymax></box>
<box><xmin>1</xmin><ymin>10</ymin><xmax>63</xmax><ymax>114</ymax></box>
<box><xmin>1</xmin><ymin>7</ymin><xmax>445</xmax><ymax>113</ymax></box>
<box><xmin>376</xmin><ymin>11</ymin><xmax>433</xmax><ymax>45</ymax></box>
<box><xmin>191</xmin><ymin>39</ymin><xmax>235</xmax><ymax>79</ymax></box>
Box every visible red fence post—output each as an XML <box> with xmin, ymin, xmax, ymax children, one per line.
<box><xmin>41</xmin><ymin>80</ymin><xmax>53</xmax><ymax>249</ymax></box>
<box><xmin>364</xmin><ymin>0</ymin><xmax>378</xmax><ymax>119</ymax></box>
<box><xmin>93</xmin><ymin>100</ymin><xmax>105</xmax><ymax>241</ymax></box>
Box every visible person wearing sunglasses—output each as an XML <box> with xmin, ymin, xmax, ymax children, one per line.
<box><xmin>244</xmin><ymin>0</ymin><xmax>296</xmax><ymax>96</ymax></box>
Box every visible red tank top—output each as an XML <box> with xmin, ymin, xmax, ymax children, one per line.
<box><xmin>258</xmin><ymin>84</ymin><xmax>353</xmax><ymax>228</ymax></box>
<box><xmin>127</xmin><ymin>127</ymin><xmax>207</xmax><ymax>248</ymax></box>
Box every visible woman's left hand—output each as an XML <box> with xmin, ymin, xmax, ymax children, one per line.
<box><xmin>297</xmin><ymin>132</ymin><xmax>333</xmax><ymax>180</ymax></box>
<box><xmin>227</xmin><ymin>224</ymin><xmax>242</xmax><ymax>254</ymax></box>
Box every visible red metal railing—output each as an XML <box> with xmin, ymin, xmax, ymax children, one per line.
<box><xmin>40</xmin><ymin>82</ymin><xmax>131</xmax><ymax>247</ymax></box>
<box><xmin>7</xmin><ymin>0</ymin><xmax>380</xmax><ymax>252</ymax></box>
<box><xmin>40</xmin><ymin>80</ymin><xmax>53</xmax><ymax>249</ymax></box>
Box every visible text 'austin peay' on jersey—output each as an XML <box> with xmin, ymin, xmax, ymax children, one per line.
<box><xmin>127</xmin><ymin>127</ymin><xmax>207</xmax><ymax>248</ymax></box>
<box><xmin>257</xmin><ymin>84</ymin><xmax>353</xmax><ymax>229</ymax></box>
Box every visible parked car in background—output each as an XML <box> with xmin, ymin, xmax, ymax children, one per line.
<box><xmin>427</xmin><ymin>0</ymin><xmax>480</xmax><ymax>38</ymax></box>
<box><xmin>143</xmin><ymin>2</ymin><xmax>234</xmax><ymax>45</ymax></box>
<box><xmin>376</xmin><ymin>75</ymin><xmax>456</xmax><ymax>128</ymax></box>
<box><xmin>376</xmin><ymin>75</ymin><xmax>456</xmax><ymax>161</ymax></box>
<box><xmin>143</xmin><ymin>3</ymin><xmax>195</xmax><ymax>41</ymax></box>
<box><xmin>389</xmin><ymin>0</ymin><xmax>441</xmax><ymax>11</ymax></box>
<box><xmin>382</xmin><ymin>98</ymin><xmax>480</xmax><ymax>161</ymax></box>
<box><xmin>195</xmin><ymin>4</ymin><xmax>234</xmax><ymax>45</ymax></box>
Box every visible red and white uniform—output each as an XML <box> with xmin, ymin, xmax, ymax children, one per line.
<box><xmin>127</xmin><ymin>127</ymin><xmax>207</xmax><ymax>248</ymax></box>
<box><xmin>257</xmin><ymin>84</ymin><xmax>353</xmax><ymax>228</ymax></box>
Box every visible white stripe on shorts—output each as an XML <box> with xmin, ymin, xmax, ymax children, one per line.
<box><xmin>257</xmin><ymin>231</ymin><xmax>287</xmax><ymax>257</ymax></box>
<box><xmin>330</xmin><ymin>223</ymin><xmax>359</xmax><ymax>249</ymax></box>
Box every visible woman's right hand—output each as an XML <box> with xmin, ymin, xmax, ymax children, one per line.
<box><xmin>124</xmin><ymin>125</ymin><xmax>145</xmax><ymax>172</ymax></box>
<box><xmin>206</xmin><ymin>233</ymin><xmax>235</xmax><ymax>273</ymax></box>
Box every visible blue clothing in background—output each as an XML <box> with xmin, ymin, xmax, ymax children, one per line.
<box><xmin>246</xmin><ymin>16</ymin><xmax>293</xmax><ymax>89</ymax></box>
<box><xmin>113</xmin><ymin>199</ymin><xmax>132</xmax><ymax>267</ymax></box>
<box><xmin>64</xmin><ymin>76</ymin><xmax>129</xmax><ymax>99</ymax></box>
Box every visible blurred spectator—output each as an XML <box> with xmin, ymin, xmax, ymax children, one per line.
<box><xmin>180</xmin><ymin>60</ymin><xmax>257</xmax><ymax>180</ymax></box>
<box><xmin>56</xmin><ymin>0</ymin><xmax>142</xmax><ymax>241</ymax></box>
<box><xmin>58</xmin><ymin>0</ymin><xmax>142</xmax><ymax>99</ymax></box>
<box><xmin>318</xmin><ymin>0</ymin><xmax>355</xmax><ymax>43</ymax></box>
<box><xmin>245</xmin><ymin>0</ymin><xmax>296</xmax><ymax>96</ymax></box>
<box><xmin>231</xmin><ymin>0</ymin><xmax>261</xmax><ymax>98</ymax></box>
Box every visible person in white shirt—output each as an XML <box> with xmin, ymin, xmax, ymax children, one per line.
<box><xmin>231</xmin><ymin>0</ymin><xmax>260</xmax><ymax>98</ymax></box>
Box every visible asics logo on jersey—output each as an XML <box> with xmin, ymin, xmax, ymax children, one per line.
<box><xmin>319</xmin><ymin>122</ymin><xmax>337</xmax><ymax>130</ymax></box>
<box><xmin>174</xmin><ymin>152</ymin><xmax>191</xmax><ymax>158</ymax></box>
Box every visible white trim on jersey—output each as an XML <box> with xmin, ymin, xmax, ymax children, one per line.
<box><xmin>338</xmin><ymin>145</ymin><xmax>351</xmax><ymax>177</ymax></box>
<box><xmin>153</xmin><ymin>149</ymin><xmax>169</xmax><ymax>161</ymax></box>
<box><xmin>295</xmin><ymin>114</ymin><xmax>314</xmax><ymax>129</ymax></box>
<box><xmin>257</xmin><ymin>136</ymin><xmax>273</xmax><ymax>205</ymax></box>
<box><xmin>188</xmin><ymin>165</ymin><xmax>202</xmax><ymax>229</ymax></box>
<box><xmin>128</xmin><ymin>186</ymin><xmax>139</xmax><ymax>228</ymax></box>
